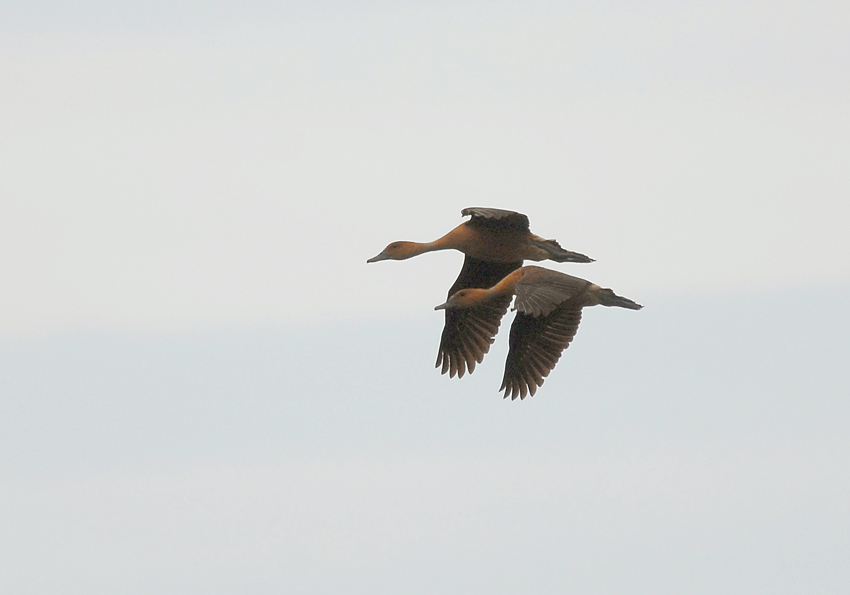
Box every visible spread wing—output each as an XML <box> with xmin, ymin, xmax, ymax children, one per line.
<box><xmin>500</xmin><ymin>301</ymin><xmax>584</xmax><ymax>400</ymax></box>
<box><xmin>436</xmin><ymin>256</ymin><xmax>520</xmax><ymax>378</ymax></box>
<box><xmin>461</xmin><ymin>207</ymin><xmax>530</xmax><ymax>233</ymax></box>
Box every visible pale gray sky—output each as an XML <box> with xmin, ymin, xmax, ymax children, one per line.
<box><xmin>1</xmin><ymin>1</ymin><xmax>849</xmax><ymax>593</ymax></box>
<box><xmin>1</xmin><ymin>0</ymin><xmax>848</xmax><ymax>335</ymax></box>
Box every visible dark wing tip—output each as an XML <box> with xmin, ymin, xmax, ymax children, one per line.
<box><xmin>499</xmin><ymin>307</ymin><xmax>582</xmax><ymax>401</ymax></box>
<box><xmin>461</xmin><ymin>207</ymin><xmax>523</xmax><ymax>219</ymax></box>
<box><xmin>461</xmin><ymin>208</ymin><xmax>530</xmax><ymax>232</ymax></box>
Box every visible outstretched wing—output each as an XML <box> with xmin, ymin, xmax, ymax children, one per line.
<box><xmin>436</xmin><ymin>256</ymin><xmax>520</xmax><ymax>378</ymax></box>
<box><xmin>500</xmin><ymin>301</ymin><xmax>584</xmax><ymax>400</ymax></box>
<box><xmin>461</xmin><ymin>207</ymin><xmax>530</xmax><ymax>233</ymax></box>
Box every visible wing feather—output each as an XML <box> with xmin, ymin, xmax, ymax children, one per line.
<box><xmin>513</xmin><ymin>267</ymin><xmax>591</xmax><ymax>317</ymax></box>
<box><xmin>500</xmin><ymin>304</ymin><xmax>583</xmax><ymax>400</ymax></box>
<box><xmin>436</xmin><ymin>256</ymin><xmax>521</xmax><ymax>378</ymax></box>
<box><xmin>461</xmin><ymin>207</ymin><xmax>530</xmax><ymax>232</ymax></box>
<box><xmin>437</xmin><ymin>297</ymin><xmax>512</xmax><ymax>378</ymax></box>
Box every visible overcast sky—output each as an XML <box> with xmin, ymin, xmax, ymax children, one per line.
<box><xmin>2</xmin><ymin>0</ymin><xmax>848</xmax><ymax>335</ymax></box>
<box><xmin>1</xmin><ymin>1</ymin><xmax>849</xmax><ymax>594</ymax></box>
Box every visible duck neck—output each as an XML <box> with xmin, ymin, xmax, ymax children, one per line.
<box><xmin>404</xmin><ymin>229</ymin><xmax>461</xmax><ymax>257</ymax></box>
<box><xmin>431</xmin><ymin>226</ymin><xmax>466</xmax><ymax>251</ymax></box>
<box><xmin>491</xmin><ymin>268</ymin><xmax>525</xmax><ymax>295</ymax></box>
<box><xmin>401</xmin><ymin>238</ymin><xmax>449</xmax><ymax>258</ymax></box>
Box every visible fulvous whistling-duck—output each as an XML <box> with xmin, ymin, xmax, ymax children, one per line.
<box><xmin>367</xmin><ymin>208</ymin><xmax>594</xmax><ymax>379</ymax></box>
<box><xmin>434</xmin><ymin>265</ymin><xmax>642</xmax><ymax>400</ymax></box>
<box><xmin>366</xmin><ymin>207</ymin><xmax>592</xmax><ymax>265</ymax></box>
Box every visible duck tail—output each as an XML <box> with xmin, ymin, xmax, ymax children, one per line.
<box><xmin>531</xmin><ymin>237</ymin><xmax>594</xmax><ymax>263</ymax></box>
<box><xmin>596</xmin><ymin>287</ymin><xmax>643</xmax><ymax>310</ymax></box>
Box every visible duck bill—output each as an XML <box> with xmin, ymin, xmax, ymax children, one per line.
<box><xmin>434</xmin><ymin>301</ymin><xmax>449</xmax><ymax>310</ymax></box>
<box><xmin>366</xmin><ymin>252</ymin><xmax>389</xmax><ymax>263</ymax></box>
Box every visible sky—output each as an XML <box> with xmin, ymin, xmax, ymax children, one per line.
<box><xmin>1</xmin><ymin>1</ymin><xmax>849</xmax><ymax>593</ymax></box>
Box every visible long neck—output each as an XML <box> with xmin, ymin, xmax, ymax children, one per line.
<box><xmin>490</xmin><ymin>267</ymin><xmax>525</xmax><ymax>296</ymax></box>
<box><xmin>402</xmin><ymin>227</ymin><xmax>463</xmax><ymax>258</ymax></box>
<box><xmin>421</xmin><ymin>235</ymin><xmax>454</xmax><ymax>253</ymax></box>
<box><xmin>430</xmin><ymin>225</ymin><xmax>466</xmax><ymax>252</ymax></box>
<box><xmin>459</xmin><ymin>270</ymin><xmax>522</xmax><ymax>308</ymax></box>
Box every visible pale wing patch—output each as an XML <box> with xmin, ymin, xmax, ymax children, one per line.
<box><xmin>513</xmin><ymin>268</ymin><xmax>590</xmax><ymax>317</ymax></box>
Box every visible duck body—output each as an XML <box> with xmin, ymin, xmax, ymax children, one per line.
<box><xmin>435</xmin><ymin>266</ymin><xmax>642</xmax><ymax>400</ymax></box>
<box><xmin>366</xmin><ymin>207</ymin><xmax>593</xmax><ymax>264</ymax></box>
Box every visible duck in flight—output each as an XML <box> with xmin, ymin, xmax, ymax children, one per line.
<box><xmin>367</xmin><ymin>208</ymin><xmax>594</xmax><ymax>379</ymax></box>
<box><xmin>366</xmin><ymin>207</ymin><xmax>592</xmax><ymax>265</ymax></box>
<box><xmin>434</xmin><ymin>265</ymin><xmax>642</xmax><ymax>400</ymax></box>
